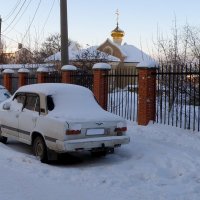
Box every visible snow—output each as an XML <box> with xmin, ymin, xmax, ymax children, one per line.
<box><xmin>76</xmin><ymin>46</ymin><xmax>120</xmax><ymax>62</ymax></box>
<box><xmin>137</xmin><ymin>60</ymin><xmax>158</xmax><ymax>68</ymax></box>
<box><xmin>45</xmin><ymin>46</ymin><xmax>120</xmax><ymax>63</ymax></box>
<box><xmin>36</xmin><ymin>67</ymin><xmax>49</xmax><ymax>72</ymax></box>
<box><xmin>93</xmin><ymin>63</ymin><xmax>111</xmax><ymax>70</ymax></box>
<box><xmin>119</xmin><ymin>43</ymin><xmax>155</xmax><ymax>64</ymax></box>
<box><xmin>61</xmin><ymin>65</ymin><xmax>77</xmax><ymax>71</ymax></box>
<box><xmin>1</xmin><ymin>122</ymin><xmax>200</xmax><ymax>200</ymax></box>
<box><xmin>44</xmin><ymin>42</ymin><xmax>81</xmax><ymax>62</ymax></box>
<box><xmin>0</xmin><ymin>64</ymin><xmax>55</xmax><ymax>70</ymax></box>
<box><xmin>99</xmin><ymin>38</ymin><xmax>156</xmax><ymax>66</ymax></box>
<box><xmin>44</xmin><ymin>50</ymin><xmax>78</xmax><ymax>62</ymax></box>
<box><xmin>18</xmin><ymin>68</ymin><xmax>30</xmax><ymax>73</ymax></box>
<box><xmin>0</xmin><ymin>86</ymin><xmax>11</xmax><ymax>103</ymax></box>
<box><xmin>3</xmin><ymin>69</ymin><xmax>14</xmax><ymax>74</ymax></box>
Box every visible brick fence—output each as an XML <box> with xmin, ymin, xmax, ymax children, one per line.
<box><xmin>2</xmin><ymin>64</ymin><xmax>156</xmax><ymax>126</ymax></box>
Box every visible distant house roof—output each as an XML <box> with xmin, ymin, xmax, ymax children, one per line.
<box><xmin>44</xmin><ymin>42</ymin><xmax>80</xmax><ymax>62</ymax></box>
<box><xmin>45</xmin><ymin>46</ymin><xmax>120</xmax><ymax>63</ymax></box>
<box><xmin>75</xmin><ymin>46</ymin><xmax>120</xmax><ymax>62</ymax></box>
<box><xmin>15</xmin><ymin>47</ymin><xmax>32</xmax><ymax>54</ymax></box>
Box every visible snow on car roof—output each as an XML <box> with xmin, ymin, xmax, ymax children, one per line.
<box><xmin>17</xmin><ymin>83</ymin><xmax>123</xmax><ymax>122</ymax></box>
<box><xmin>17</xmin><ymin>83</ymin><xmax>91</xmax><ymax>96</ymax></box>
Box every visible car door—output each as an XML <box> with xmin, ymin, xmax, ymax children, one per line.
<box><xmin>18</xmin><ymin>93</ymin><xmax>40</xmax><ymax>143</ymax></box>
<box><xmin>1</xmin><ymin>93</ymin><xmax>26</xmax><ymax>138</ymax></box>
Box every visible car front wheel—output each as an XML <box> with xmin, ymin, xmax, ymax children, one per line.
<box><xmin>0</xmin><ymin>136</ymin><xmax>7</xmax><ymax>144</ymax></box>
<box><xmin>33</xmin><ymin>136</ymin><xmax>48</xmax><ymax>163</ymax></box>
<box><xmin>0</xmin><ymin>132</ymin><xmax>7</xmax><ymax>144</ymax></box>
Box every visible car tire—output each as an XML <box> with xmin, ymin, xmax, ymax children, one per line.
<box><xmin>91</xmin><ymin>150</ymin><xmax>107</xmax><ymax>157</ymax></box>
<box><xmin>33</xmin><ymin>136</ymin><xmax>48</xmax><ymax>163</ymax></box>
<box><xmin>0</xmin><ymin>136</ymin><xmax>7</xmax><ymax>144</ymax></box>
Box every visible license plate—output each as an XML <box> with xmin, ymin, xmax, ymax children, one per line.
<box><xmin>86</xmin><ymin>129</ymin><xmax>105</xmax><ymax>136</ymax></box>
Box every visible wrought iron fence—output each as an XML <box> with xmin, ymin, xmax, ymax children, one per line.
<box><xmin>105</xmin><ymin>68</ymin><xmax>138</xmax><ymax>121</ymax></box>
<box><xmin>0</xmin><ymin>74</ymin><xmax>3</xmax><ymax>86</ymax></box>
<box><xmin>26</xmin><ymin>74</ymin><xmax>37</xmax><ymax>85</ymax></box>
<box><xmin>156</xmin><ymin>64</ymin><xmax>200</xmax><ymax>131</ymax></box>
<box><xmin>44</xmin><ymin>72</ymin><xmax>62</xmax><ymax>83</ymax></box>
<box><xmin>11</xmin><ymin>75</ymin><xmax>19</xmax><ymax>94</ymax></box>
<box><xmin>70</xmin><ymin>70</ymin><xmax>93</xmax><ymax>91</ymax></box>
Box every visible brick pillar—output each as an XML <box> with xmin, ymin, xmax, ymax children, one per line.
<box><xmin>93</xmin><ymin>63</ymin><xmax>111</xmax><ymax>110</ymax></box>
<box><xmin>3</xmin><ymin>69</ymin><xmax>14</xmax><ymax>93</ymax></box>
<box><xmin>36</xmin><ymin>67</ymin><xmax>48</xmax><ymax>84</ymax></box>
<box><xmin>18</xmin><ymin>68</ymin><xmax>30</xmax><ymax>87</ymax></box>
<box><xmin>61</xmin><ymin>65</ymin><xmax>77</xmax><ymax>84</ymax></box>
<box><xmin>137</xmin><ymin>67</ymin><xmax>156</xmax><ymax>125</ymax></box>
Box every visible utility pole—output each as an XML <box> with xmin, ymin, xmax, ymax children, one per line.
<box><xmin>60</xmin><ymin>0</ymin><xmax>69</xmax><ymax>66</ymax></box>
<box><xmin>0</xmin><ymin>16</ymin><xmax>2</xmax><ymax>51</ymax></box>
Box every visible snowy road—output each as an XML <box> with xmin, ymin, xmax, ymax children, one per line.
<box><xmin>1</xmin><ymin>122</ymin><xmax>200</xmax><ymax>200</ymax></box>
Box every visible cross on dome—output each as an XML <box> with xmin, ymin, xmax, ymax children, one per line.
<box><xmin>111</xmin><ymin>9</ymin><xmax>125</xmax><ymax>45</ymax></box>
<box><xmin>115</xmin><ymin>9</ymin><xmax>119</xmax><ymax>27</ymax></box>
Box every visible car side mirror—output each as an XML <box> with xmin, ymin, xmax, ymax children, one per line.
<box><xmin>3</xmin><ymin>102</ymin><xmax>11</xmax><ymax>110</ymax></box>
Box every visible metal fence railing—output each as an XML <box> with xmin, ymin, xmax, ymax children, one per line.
<box><xmin>44</xmin><ymin>72</ymin><xmax>62</xmax><ymax>83</ymax></box>
<box><xmin>155</xmin><ymin>64</ymin><xmax>200</xmax><ymax>132</ymax></box>
<box><xmin>11</xmin><ymin>75</ymin><xmax>19</xmax><ymax>94</ymax></box>
<box><xmin>26</xmin><ymin>74</ymin><xmax>37</xmax><ymax>85</ymax></box>
<box><xmin>70</xmin><ymin>70</ymin><xmax>93</xmax><ymax>91</ymax></box>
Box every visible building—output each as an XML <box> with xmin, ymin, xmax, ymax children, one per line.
<box><xmin>97</xmin><ymin>19</ymin><xmax>154</xmax><ymax>71</ymax></box>
<box><xmin>0</xmin><ymin>45</ymin><xmax>33</xmax><ymax>64</ymax></box>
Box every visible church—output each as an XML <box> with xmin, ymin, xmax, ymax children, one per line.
<box><xmin>97</xmin><ymin>12</ymin><xmax>154</xmax><ymax>70</ymax></box>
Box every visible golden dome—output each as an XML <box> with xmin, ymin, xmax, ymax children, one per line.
<box><xmin>111</xmin><ymin>24</ymin><xmax>125</xmax><ymax>39</ymax></box>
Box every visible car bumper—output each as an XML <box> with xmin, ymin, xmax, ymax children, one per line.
<box><xmin>58</xmin><ymin>136</ymin><xmax>130</xmax><ymax>152</ymax></box>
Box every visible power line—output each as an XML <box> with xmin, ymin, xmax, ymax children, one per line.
<box><xmin>1</xmin><ymin>34</ymin><xmax>29</xmax><ymax>50</ymax></box>
<box><xmin>5</xmin><ymin>0</ymin><xmax>33</xmax><ymax>35</ymax></box>
<box><xmin>41</xmin><ymin>0</ymin><xmax>56</xmax><ymax>35</ymax></box>
<box><xmin>2</xmin><ymin>0</ymin><xmax>27</xmax><ymax>33</ymax></box>
<box><xmin>3</xmin><ymin>0</ymin><xmax>22</xmax><ymax>22</ymax></box>
<box><xmin>1</xmin><ymin>34</ymin><xmax>19</xmax><ymax>44</ymax></box>
<box><xmin>3</xmin><ymin>21</ymin><xmax>23</xmax><ymax>35</ymax></box>
<box><xmin>21</xmin><ymin>0</ymin><xmax>42</xmax><ymax>43</ymax></box>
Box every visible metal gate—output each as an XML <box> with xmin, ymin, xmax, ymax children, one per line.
<box><xmin>105</xmin><ymin>68</ymin><xmax>138</xmax><ymax>121</ymax></box>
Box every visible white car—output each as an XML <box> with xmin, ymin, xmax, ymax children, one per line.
<box><xmin>0</xmin><ymin>83</ymin><xmax>130</xmax><ymax>163</ymax></box>
<box><xmin>0</xmin><ymin>85</ymin><xmax>11</xmax><ymax>103</ymax></box>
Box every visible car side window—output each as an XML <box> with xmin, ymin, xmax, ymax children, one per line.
<box><xmin>47</xmin><ymin>95</ymin><xmax>54</xmax><ymax>111</ymax></box>
<box><xmin>24</xmin><ymin>94</ymin><xmax>40</xmax><ymax>112</ymax></box>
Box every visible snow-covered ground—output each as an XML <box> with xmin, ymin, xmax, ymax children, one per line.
<box><xmin>1</xmin><ymin>122</ymin><xmax>200</xmax><ymax>200</ymax></box>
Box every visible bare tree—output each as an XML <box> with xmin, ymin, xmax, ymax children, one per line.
<box><xmin>32</xmin><ymin>33</ymin><xmax>81</xmax><ymax>63</ymax></box>
<box><xmin>154</xmin><ymin>21</ymin><xmax>200</xmax><ymax>119</ymax></box>
<box><xmin>73</xmin><ymin>48</ymin><xmax>110</xmax><ymax>71</ymax></box>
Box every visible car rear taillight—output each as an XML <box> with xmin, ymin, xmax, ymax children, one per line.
<box><xmin>66</xmin><ymin>130</ymin><xmax>81</xmax><ymax>135</ymax></box>
<box><xmin>114</xmin><ymin>127</ymin><xmax>127</xmax><ymax>132</ymax></box>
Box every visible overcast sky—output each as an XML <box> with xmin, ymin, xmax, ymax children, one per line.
<box><xmin>1</xmin><ymin>0</ymin><xmax>200</xmax><ymax>54</ymax></box>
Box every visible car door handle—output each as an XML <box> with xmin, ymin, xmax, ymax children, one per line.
<box><xmin>16</xmin><ymin>114</ymin><xmax>19</xmax><ymax>118</ymax></box>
